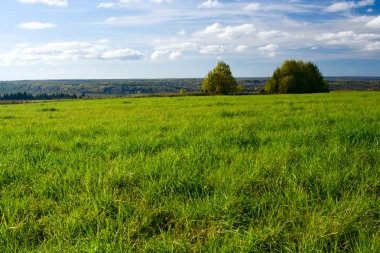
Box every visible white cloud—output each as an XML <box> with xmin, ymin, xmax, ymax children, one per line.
<box><xmin>98</xmin><ymin>39</ymin><xmax>110</xmax><ymax>44</ymax></box>
<box><xmin>257</xmin><ymin>44</ymin><xmax>279</xmax><ymax>58</ymax></box>
<box><xmin>106</xmin><ymin>11</ymin><xmax>179</xmax><ymax>25</ymax></box>
<box><xmin>178</xmin><ymin>30</ymin><xmax>186</xmax><ymax>36</ymax></box>
<box><xmin>18</xmin><ymin>0</ymin><xmax>68</xmax><ymax>7</ymax></box>
<box><xmin>357</xmin><ymin>0</ymin><xmax>375</xmax><ymax>7</ymax></box>
<box><xmin>105</xmin><ymin>2</ymin><xmax>380</xmax><ymax>62</ymax></box>
<box><xmin>168</xmin><ymin>51</ymin><xmax>182</xmax><ymax>60</ymax></box>
<box><xmin>19</xmin><ymin>22</ymin><xmax>57</xmax><ymax>30</ymax></box>
<box><xmin>150</xmin><ymin>41</ymin><xmax>197</xmax><ymax>60</ymax></box>
<box><xmin>107</xmin><ymin>17</ymin><xmax>118</xmax><ymax>23</ymax></box>
<box><xmin>235</xmin><ymin>45</ymin><xmax>248</xmax><ymax>52</ymax></box>
<box><xmin>364</xmin><ymin>41</ymin><xmax>380</xmax><ymax>51</ymax></box>
<box><xmin>257</xmin><ymin>30</ymin><xmax>289</xmax><ymax>40</ymax></box>
<box><xmin>101</xmin><ymin>48</ymin><xmax>144</xmax><ymax>60</ymax></box>
<box><xmin>194</xmin><ymin>23</ymin><xmax>255</xmax><ymax>40</ymax></box>
<box><xmin>199</xmin><ymin>44</ymin><xmax>226</xmax><ymax>54</ymax></box>
<box><xmin>149</xmin><ymin>21</ymin><xmax>295</xmax><ymax>60</ymax></box>
<box><xmin>0</xmin><ymin>41</ymin><xmax>143</xmax><ymax>66</ymax></box>
<box><xmin>366</xmin><ymin>15</ymin><xmax>380</xmax><ymax>28</ymax></box>
<box><xmin>244</xmin><ymin>3</ymin><xmax>315</xmax><ymax>14</ymax></box>
<box><xmin>316</xmin><ymin>30</ymin><xmax>380</xmax><ymax>53</ymax></box>
<box><xmin>120</xmin><ymin>0</ymin><xmax>139</xmax><ymax>2</ymax></box>
<box><xmin>97</xmin><ymin>0</ymin><xmax>172</xmax><ymax>8</ymax></box>
<box><xmin>324</xmin><ymin>0</ymin><xmax>374</xmax><ymax>13</ymax></box>
<box><xmin>257</xmin><ymin>44</ymin><xmax>278</xmax><ymax>51</ymax></box>
<box><xmin>150</xmin><ymin>0</ymin><xmax>172</xmax><ymax>3</ymax></box>
<box><xmin>97</xmin><ymin>2</ymin><xmax>116</xmax><ymax>8</ymax></box>
<box><xmin>150</xmin><ymin>50</ymin><xmax>168</xmax><ymax>60</ymax></box>
<box><xmin>98</xmin><ymin>0</ymin><xmax>141</xmax><ymax>8</ymax></box>
<box><xmin>324</xmin><ymin>2</ymin><xmax>354</xmax><ymax>13</ymax></box>
<box><xmin>198</xmin><ymin>0</ymin><xmax>222</xmax><ymax>9</ymax></box>
<box><xmin>243</xmin><ymin>3</ymin><xmax>260</xmax><ymax>11</ymax></box>
<box><xmin>219</xmin><ymin>24</ymin><xmax>256</xmax><ymax>40</ymax></box>
<box><xmin>195</xmin><ymin>22</ymin><xmax>222</xmax><ymax>36</ymax></box>
<box><xmin>317</xmin><ymin>31</ymin><xmax>380</xmax><ymax>46</ymax></box>
<box><xmin>156</xmin><ymin>41</ymin><xmax>197</xmax><ymax>51</ymax></box>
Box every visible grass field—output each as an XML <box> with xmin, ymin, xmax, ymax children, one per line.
<box><xmin>0</xmin><ymin>92</ymin><xmax>379</xmax><ymax>252</ymax></box>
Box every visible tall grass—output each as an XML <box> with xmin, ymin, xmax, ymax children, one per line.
<box><xmin>0</xmin><ymin>92</ymin><xmax>379</xmax><ymax>252</ymax></box>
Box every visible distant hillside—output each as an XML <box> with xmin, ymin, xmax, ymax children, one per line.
<box><xmin>0</xmin><ymin>77</ymin><xmax>379</xmax><ymax>97</ymax></box>
<box><xmin>325</xmin><ymin>77</ymin><xmax>380</xmax><ymax>91</ymax></box>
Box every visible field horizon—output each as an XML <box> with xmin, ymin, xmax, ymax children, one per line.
<box><xmin>1</xmin><ymin>77</ymin><xmax>380</xmax><ymax>99</ymax></box>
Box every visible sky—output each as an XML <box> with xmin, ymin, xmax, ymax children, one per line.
<box><xmin>0</xmin><ymin>0</ymin><xmax>380</xmax><ymax>80</ymax></box>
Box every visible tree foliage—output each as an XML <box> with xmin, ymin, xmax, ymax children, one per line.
<box><xmin>265</xmin><ymin>60</ymin><xmax>329</xmax><ymax>94</ymax></box>
<box><xmin>201</xmin><ymin>61</ymin><xmax>239</xmax><ymax>94</ymax></box>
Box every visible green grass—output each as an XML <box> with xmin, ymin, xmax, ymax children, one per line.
<box><xmin>0</xmin><ymin>92</ymin><xmax>379</xmax><ymax>252</ymax></box>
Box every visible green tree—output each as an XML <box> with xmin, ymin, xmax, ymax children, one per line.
<box><xmin>201</xmin><ymin>61</ymin><xmax>238</xmax><ymax>94</ymax></box>
<box><xmin>265</xmin><ymin>60</ymin><xmax>329</xmax><ymax>94</ymax></box>
<box><xmin>179</xmin><ymin>89</ymin><xmax>186</xmax><ymax>95</ymax></box>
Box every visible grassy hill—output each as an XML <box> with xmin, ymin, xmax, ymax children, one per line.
<box><xmin>0</xmin><ymin>92</ymin><xmax>379</xmax><ymax>251</ymax></box>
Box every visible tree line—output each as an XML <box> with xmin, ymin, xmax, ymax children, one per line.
<box><xmin>0</xmin><ymin>92</ymin><xmax>84</xmax><ymax>100</ymax></box>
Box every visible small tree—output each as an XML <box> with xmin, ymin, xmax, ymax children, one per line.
<box><xmin>179</xmin><ymin>89</ymin><xmax>186</xmax><ymax>95</ymax></box>
<box><xmin>265</xmin><ymin>60</ymin><xmax>329</xmax><ymax>94</ymax></box>
<box><xmin>201</xmin><ymin>61</ymin><xmax>238</xmax><ymax>94</ymax></box>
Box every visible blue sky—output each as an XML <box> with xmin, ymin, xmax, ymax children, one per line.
<box><xmin>0</xmin><ymin>0</ymin><xmax>380</xmax><ymax>80</ymax></box>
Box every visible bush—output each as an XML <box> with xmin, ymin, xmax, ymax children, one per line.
<box><xmin>265</xmin><ymin>60</ymin><xmax>329</xmax><ymax>94</ymax></box>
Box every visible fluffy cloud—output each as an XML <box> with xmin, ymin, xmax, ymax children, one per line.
<box><xmin>149</xmin><ymin>41</ymin><xmax>197</xmax><ymax>61</ymax></box>
<box><xmin>364</xmin><ymin>41</ymin><xmax>380</xmax><ymax>51</ymax></box>
<box><xmin>104</xmin><ymin>3</ymin><xmax>380</xmax><ymax>61</ymax></box>
<box><xmin>256</xmin><ymin>30</ymin><xmax>289</xmax><ymax>40</ymax></box>
<box><xmin>324</xmin><ymin>2</ymin><xmax>354</xmax><ymax>13</ymax></box>
<box><xmin>119</xmin><ymin>0</ymin><xmax>140</xmax><ymax>3</ymax></box>
<box><xmin>317</xmin><ymin>31</ymin><xmax>380</xmax><ymax>46</ymax></box>
<box><xmin>198</xmin><ymin>0</ymin><xmax>222</xmax><ymax>9</ymax></box>
<box><xmin>316</xmin><ymin>30</ymin><xmax>380</xmax><ymax>53</ymax></box>
<box><xmin>97</xmin><ymin>2</ymin><xmax>116</xmax><ymax>8</ymax></box>
<box><xmin>366</xmin><ymin>16</ymin><xmax>380</xmax><ymax>28</ymax></box>
<box><xmin>101</xmin><ymin>48</ymin><xmax>144</xmax><ymax>59</ymax></box>
<box><xmin>235</xmin><ymin>45</ymin><xmax>248</xmax><ymax>52</ymax></box>
<box><xmin>155</xmin><ymin>41</ymin><xmax>198</xmax><ymax>51</ymax></box>
<box><xmin>194</xmin><ymin>23</ymin><xmax>255</xmax><ymax>40</ymax></box>
<box><xmin>357</xmin><ymin>0</ymin><xmax>376</xmax><ymax>7</ymax></box>
<box><xmin>257</xmin><ymin>44</ymin><xmax>279</xmax><ymax>58</ymax></box>
<box><xmin>199</xmin><ymin>44</ymin><xmax>226</xmax><ymax>54</ymax></box>
<box><xmin>324</xmin><ymin>0</ymin><xmax>374</xmax><ymax>13</ymax></box>
<box><xmin>149</xmin><ymin>21</ymin><xmax>291</xmax><ymax>60</ymax></box>
<box><xmin>19</xmin><ymin>22</ymin><xmax>57</xmax><ymax>30</ymax></box>
<box><xmin>168</xmin><ymin>51</ymin><xmax>182</xmax><ymax>60</ymax></box>
<box><xmin>18</xmin><ymin>0</ymin><xmax>68</xmax><ymax>7</ymax></box>
<box><xmin>150</xmin><ymin>0</ymin><xmax>172</xmax><ymax>3</ymax></box>
<box><xmin>0</xmin><ymin>41</ymin><xmax>143</xmax><ymax>66</ymax></box>
<box><xmin>150</xmin><ymin>50</ymin><xmax>168</xmax><ymax>61</ymax></box>
<box><xmin>243</xmin><ymin>3</ymin><xmax>260</xmax><ymax>11</ymax></box>
<box><xmin>97</xmin><ymin>0</ymin><xmax>171</xmax><ymax>8</ymax></box>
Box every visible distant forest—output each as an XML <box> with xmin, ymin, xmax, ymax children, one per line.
<box><xmin>0</xmin><ymin>77</ymin><xmax>379</xmax><ymax>99</ymax></box>
<box><xmin>0</xmin><ymin>92</ymin><xmax>81</xmax><ymax>101</ymax></box>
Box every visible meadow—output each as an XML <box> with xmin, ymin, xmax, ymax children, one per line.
<box><xmin>0</xmin><ymin>92</ymin><xmax>379</xmax><ymax>252</ymax></box>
